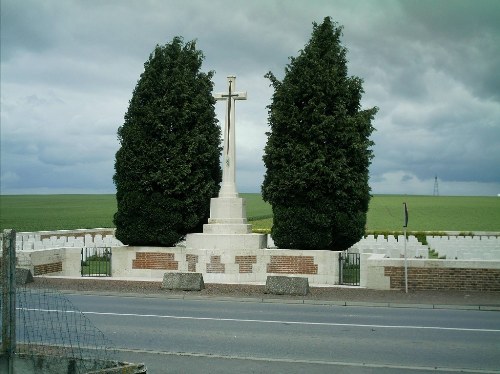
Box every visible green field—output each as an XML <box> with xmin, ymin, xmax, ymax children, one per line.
<box><xmin>366</xmin><ymin>195</ymin><xmax>500</xmax><ymax>232</ymax></box>
<box><xmin>0</xmin><ymin>194</ymin><xmax>117</xmax><ymax>232</ymax></box>
<box><xmin>250</xmin><ymin>195</ymin><xmax>500</xmax><ymax>233</ymax></box>
<box><xmin>1</xmin><ymin>194</ymin><xmax>499</xmax><ymax>233</ymax></box>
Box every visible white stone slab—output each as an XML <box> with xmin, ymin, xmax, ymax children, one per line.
<box><xmin>209</xmin><ymin>197</ymin><xmax>248</xmax><ymax>221</ymax></box>
<box><xmin>203</xmin><ymin>223</ymin><xmax>252</xmax><ymax>234</ymax></box>
<box><xmin>185</xmin><ymin>233</ymin><xmax>267</xmax><ymax>250</ymax></box>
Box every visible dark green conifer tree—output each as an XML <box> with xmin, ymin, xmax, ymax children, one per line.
<box><xmin>113</xmin><ymin>37</ymin><xmax>221</xmax><ymax>246</ymax></box>
<box><xmin>262</xmin><ymin>17</ymin><xmax>377</xmax><ymax>250</ymax></box>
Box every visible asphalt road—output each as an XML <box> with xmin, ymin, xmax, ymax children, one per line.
<box><xmin>45</xmin><ymin>293</ymin><xmax>499</xmax><ymax>374</ymax></box>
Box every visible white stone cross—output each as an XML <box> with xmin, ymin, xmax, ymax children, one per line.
<box><xmin>214</xmin><ymin>76</ymin><xmax>247</xmax><ymax>197</ymax></box>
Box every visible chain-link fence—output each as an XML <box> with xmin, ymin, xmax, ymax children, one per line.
<box><xmin>1</xmin><ymin>229</ymin><xmax>145</xmax><ymax>373</ymax></box>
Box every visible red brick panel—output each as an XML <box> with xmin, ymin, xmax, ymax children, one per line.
<box><xmin>186</xmin><ymin>254</ymin><xmax>199</xmax><ymax>272</ymax></box>
<box><xmin>34</xmin><ymin>262</ymin><xmax>63</xmax><ymax>275</ymax></box>
<box><xmin>206</xmin><ymin>255</ymin><xmax>225</xmax><ymax>273</ymax></box>
<box><xmin>384</xmin><ymin>266</ymin><xmax>500</xmax><ymax>291</ymax></box>
<box><xmin>132</xmin><ymin>252</ymin><xmax>178</xmax><ymax>270</ymax></box>
<box><xmin>235</xmin><ymin>255</ymin><xmax>257</xmax><ymax>273</ymax></box>
<box><xmin>267</xmin><ymin>256</ymin><xmax>318</xmax><ymax>275</ymax></box>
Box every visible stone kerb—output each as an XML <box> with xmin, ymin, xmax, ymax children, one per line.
<box><xmin>7</xmin><ymin>353</ymin><xmax>147</xmax><ymax>374</ymax></box>
<box><xmin>265</xmin><ymin>275</ymin><xmax>309</xmax><ymax>296</ymax></box>
<box><xmin>162</xmin><ymin>272</ymin><xmax>205</xmax><ymax>291</ymax></box>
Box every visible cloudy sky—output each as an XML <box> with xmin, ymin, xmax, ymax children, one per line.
<box><xmin>1</xmin><ymin>0</ymin><xmax>499</xmax><ymax>196</ymax></box>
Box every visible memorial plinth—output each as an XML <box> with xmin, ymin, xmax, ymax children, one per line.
<box><xmin>186</xmin><ymin>196</ymin><xmax>267</xmax><ymax>250</ymax></box>
<box><xmin>185</xmin><ymin>76</ymin><xmax>267</xmax><ymax>251</ymax></box>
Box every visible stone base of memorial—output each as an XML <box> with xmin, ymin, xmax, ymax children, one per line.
<box><xmin>186</xmin><ymin>75</ymin><xmax>267</xmax><ymax>251</ymax></box>
<box><xmin>186</xmin><ymin>196</ymin><xmax>267</xmax><ymax>250</ymax></box>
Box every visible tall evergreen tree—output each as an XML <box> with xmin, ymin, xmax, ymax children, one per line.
<box><xmin>113</xmin><ymin>37</ymin><xmax>222</xmax><ymax>246</ymax></box>
<box><xmin>262</xmin><ymin>17</ymin><xmax>377</xmax><ymax>251</ymax></box>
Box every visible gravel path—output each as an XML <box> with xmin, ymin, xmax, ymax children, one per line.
<box><xmin>24</xmin><ymin>276</ymin><xmax>500</xmax><ymax>307</ymax></box>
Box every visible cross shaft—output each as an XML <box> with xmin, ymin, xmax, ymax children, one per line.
<box><xmin>213</xmin><ymin>76</ymin><xmax>247</xmax><ymax>197</ymax></box>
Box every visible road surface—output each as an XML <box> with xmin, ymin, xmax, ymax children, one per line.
<box><xmin>26</xmin><ymin>293</ymin><xmax>500</xmax><ymax>373</ymax></box>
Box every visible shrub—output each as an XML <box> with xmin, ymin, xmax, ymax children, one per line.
<box><xmin>113</xmin><ymin>37</ymin><xmax>222</xmax><ymax>246</ymax></box>
<box><xmin>262</xmin><ymin>17</ymin><xmax>377</xmax><ymax>250</ymax></box>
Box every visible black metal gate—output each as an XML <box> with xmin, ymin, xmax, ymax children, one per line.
<box><xmin>339</xmin><ymin>252</ymin><xmax>360</xmax><ymax>286</ymax></box>
<box><xmin>81</xmin><ymin>247</ymin><xmax>112</xmax><ymax>277</ymax></box>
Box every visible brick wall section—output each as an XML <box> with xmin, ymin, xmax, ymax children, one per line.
<box><xmin>132</xmin><ymin>252</ymin><xmax>178</xmax><ymax>270</ymax></box>
<box><xmin>384</xmin><ymin>266</ymin><xmax>500</xmax><ymax>291</ymax></box>
<box><xmin>34</xmin><ymin>262</ymin><xmax>63</xmax><ymax>275</ymax></box>
<box><xmin>206</xmin><ymin>255</ymin><xmax>225</xmax><ymax>273</ymax></box>
<box><xmin>267</xmin><ymin>256</ymin><xmax>318</xmax><ymax>275</ymax></box>
<box><xmin>186</xmin><ymin>254</ymin><xmax>198</xmax><ymax>272</ymax></box>
<box><xmin>235</xmin><ymin>255</ymin><xmax>257</xmax><ymax>273</ymax></box>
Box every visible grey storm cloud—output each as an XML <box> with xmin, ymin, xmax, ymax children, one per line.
<box><xmin>1</xmin><ymin>0</ymin><xmax>499</xmax><ymax>196</ymax></box>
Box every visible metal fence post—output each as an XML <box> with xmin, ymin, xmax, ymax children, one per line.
<box><xmin>338</xmin><ymin>252</ymin><xmax>343</xmax><ymax>285</ymax></box>
<box><xmin>2</xmin><ymin>229</ymin><xmax>16</xmax><ymax>373</ymax></box>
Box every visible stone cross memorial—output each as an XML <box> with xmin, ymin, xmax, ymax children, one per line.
<box><xmin>214</xmin><ymin>76</ymin><xmax>247</xmax><ymax>198</ymax></box>
<box><xmin>185</xmin><ymin>75</ymin><xmax>267</xmax><ymax>251</ymax></box>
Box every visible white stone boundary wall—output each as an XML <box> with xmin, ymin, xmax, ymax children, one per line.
<box><xmin>4</xmin><ymin>229</ymin><xmax>500</xmax><ymax>291</ymax></box>
<box><xmin>8</xmin><ymin>228</ymin><xmax>500</xmax><ymax>260</ymax></box>
<box><xmin>112</xmin><ymin>246</ymin><xmax>340</xmax><ymax>285</ymax></box>
<box><xmin>10</xmin><ymin>245</ymin><xmax>341</xmax><ymax>285</ymax></box>
<box><xmin>16</xmin><ymin>247</ymin><xmax>81</xmax><ymax>277</ymax></box>
<box><xmin>10</xmin><ymin>246</ymin><xmax>500</xmax><ymax>290</ymax></box>
<box><xmin>365</xmin><ymin>254</ymin><xmax>500</xmax><ymax>291</ymax></box>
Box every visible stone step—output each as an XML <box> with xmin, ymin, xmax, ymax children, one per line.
<box><xmin>203</xmin><ymin>223</ymin><xmax>252</xmax><ymax>234</ymax></box>
<box><xmin>185</xmin><ymin>233</ymin><xmax>267</xmax><ymax>250</ymax></box>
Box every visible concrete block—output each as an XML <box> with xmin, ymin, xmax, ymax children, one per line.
<box><xmin>203</xmin><ymin>223</ymin><xmax>252</xmax><ymax>234</ymax></box>
<box><xmin>209</xmin><ymin>197</ymin><xmax>247</xmax><ymax>220</ymax></box>
<box><xmin>265</xmin><ymin>275</ymin><xmax>309</xmax><ymax>296</ymax></box>
<box><xmin>185</xmin><ymin>233</ymin><xmax>267</xmax><ymax>250</ymax></box>
<box><xmin>16</xmin><ymin>268</ymin><xmax>34</xmax><ymax>285</ymax></box>
<box><xmin>267</xmin><ymin>235</ymin><xmax>276</xmax><ymax>248</ymax></box>
<box><xmin>162</xmin><ymin>272</ymin><xmax>205</xmax><ymax>291</ymax></box>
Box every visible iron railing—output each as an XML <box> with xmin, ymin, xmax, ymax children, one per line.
<box><xmin>81</xmin><ymin>247</ymin><xmax>112</xmax><ymax>277</ymax></box>
<box><xmin>339</xmin><ymin>252</ymin><xmax>360</xmax><ymax>286</ymax></box>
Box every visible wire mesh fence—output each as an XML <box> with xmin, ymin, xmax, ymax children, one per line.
<box><xmin>14</xmin><ymin>285</ymin><xmax>117</xmax><ymax>371</ymax></box>
<box><xmin>1</xmin><ymin>229</ymin><xmax>126</xmax><ymax>373</ymax></box>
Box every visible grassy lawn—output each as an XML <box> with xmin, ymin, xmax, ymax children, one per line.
<box><xmin>1</xmin><ymin>194</ymin><xmax>499</xmax><ymax>233</ymax></box>
<box><xmin>81</xmin><ymin>259</ymin><xmax>111</xmax><ymax>276</ymax></box>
